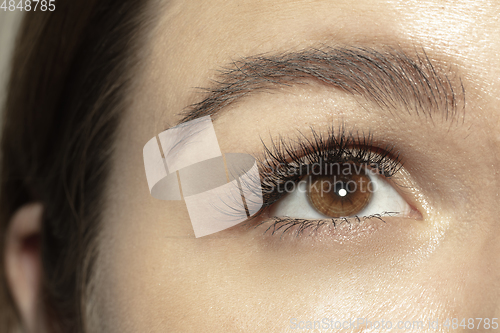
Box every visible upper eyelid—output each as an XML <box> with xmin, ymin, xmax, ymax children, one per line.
<box><xmin>257</xmin><ymin>127</ymin><xmax>403</xmax><ymax>176</ymax></box>
<box><xmin>253</xmin><ymin>127</ymin><xmax>404</xmax><ymax>210</ymax></box>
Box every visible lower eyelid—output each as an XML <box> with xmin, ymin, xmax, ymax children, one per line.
<box><xmin>244</xmin><ymin>214</ymin><xmax>418</xmax><ymax>244</ymax></box>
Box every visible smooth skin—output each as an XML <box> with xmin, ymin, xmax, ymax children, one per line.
<box><xmin>7</xmin><ymin>0</ymin><xmax>500</xmax><ymax>332</ymax></box>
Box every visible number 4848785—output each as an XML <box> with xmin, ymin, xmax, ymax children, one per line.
<box><xmin>1</xmin><ymin>0</ymin><xmax>56</xmax><ymax>11</ymax></box>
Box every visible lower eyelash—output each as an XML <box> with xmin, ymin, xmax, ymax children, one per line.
<box><xmin>250</xmin><ymin>212</ymin><xmax>401</xmax><ymax>239</ymax></box>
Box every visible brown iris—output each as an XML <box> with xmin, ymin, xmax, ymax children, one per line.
<box><xmin>306</xmin><ymin>164</ymin><xmax>372</xmax><ymax>218</ymax></box>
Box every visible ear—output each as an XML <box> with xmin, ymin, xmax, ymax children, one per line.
<box><xmin>4</xmin><ymin>203</ymin><xmax>44</xmax><ymax>332</ymax></box>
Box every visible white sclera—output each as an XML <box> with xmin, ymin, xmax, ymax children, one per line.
<box><xmin>273</xmin><ymin>173</ymin><xmax>411</xmax><ymax>219</ymax></box>
<box><xmin>158</xmin><ymin>115</ymin><xmax>222</xmax><ymax>173</ymax></box>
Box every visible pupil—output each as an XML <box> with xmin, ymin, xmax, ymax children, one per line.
<box><xmin>334</xmin><ymin>179</ymin><xmax>356</xmax><ymax>197</ymax></box>
<box><xmin>337</xmin><ymin>187</ymin><xmax>348</xmax><ymax>197</ymax></box>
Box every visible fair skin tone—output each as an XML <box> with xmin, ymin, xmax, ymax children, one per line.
<box><xmin>7</xmin><ymin>0</ymin><xmax>500</xmax><ymax>332</ymax></box>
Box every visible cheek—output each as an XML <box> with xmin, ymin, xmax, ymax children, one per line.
<box><xmin>91</xmin><ymin>206</ymin><xmax>497</xmax><ymax>332</ymax></box>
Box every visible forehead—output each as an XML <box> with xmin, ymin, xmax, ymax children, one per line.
<box><xmin>133</xmin><ymin>0</ymin><xmax>500</xmax><ymax>130</ymax></box>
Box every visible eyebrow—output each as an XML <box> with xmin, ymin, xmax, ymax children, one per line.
<box><xmin>179</xmin><ymin>46</ymin><xmax>466</xmax><ymax>124</ymax></box>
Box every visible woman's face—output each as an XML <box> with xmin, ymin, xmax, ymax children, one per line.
<box><xmin>93</xmin><ymin>0</ymin><xmax>500</xmax><ymax>331</ymax></box>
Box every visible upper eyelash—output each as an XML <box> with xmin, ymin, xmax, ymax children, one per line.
<box><xmin>254</xmin><ymin>125</ymin><xmax>404</xmax><ymax>210</ymax></box>
<box><xmin>216</xmin><ymin>125</ymin><xmax>405</xmax><ymax>237</ymax></box>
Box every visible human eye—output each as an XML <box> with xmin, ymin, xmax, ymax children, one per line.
<box><xmin>272</xmin><ymin>163</ymin><xmax>410</xmax><ymax>220</ymax></box>
<box><xmin>242</xmin><ymin>126</ymin><xmax>421</xmax><ymax>237</ymax></box>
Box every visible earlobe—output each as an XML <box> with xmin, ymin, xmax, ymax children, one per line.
<box><xmin>4</xmin><ymin>203</ymin><xmax>44</xmax><ymax>332</ymax></box>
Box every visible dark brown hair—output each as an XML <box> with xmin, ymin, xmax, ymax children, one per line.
<box><xmin>0</xmin><ymin>1</ymin><xmax>158</xmax><ymax>331</ymax></box>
